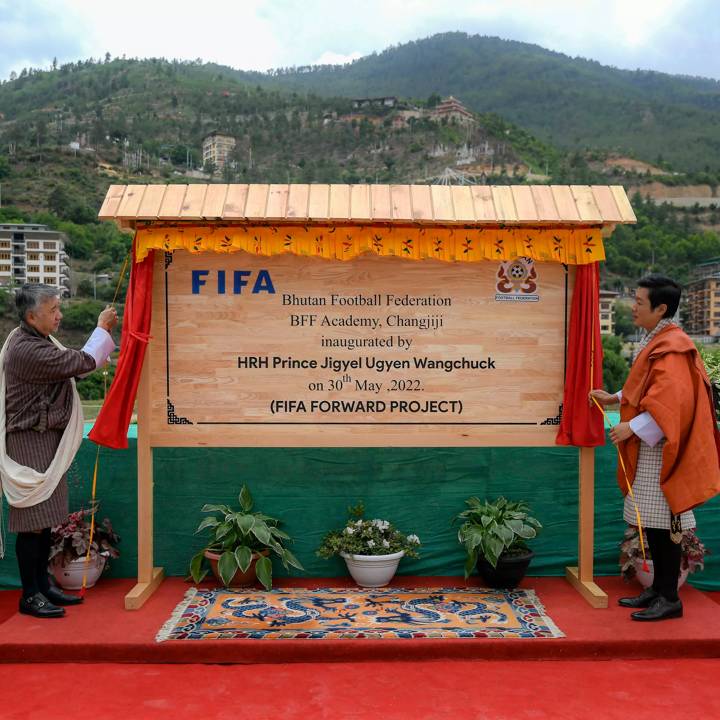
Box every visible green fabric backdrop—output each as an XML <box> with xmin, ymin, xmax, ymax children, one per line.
<box><xmin>2</xmin><ymin>434</ymin><xmax>719</xmax><ymax>590</ymax></box>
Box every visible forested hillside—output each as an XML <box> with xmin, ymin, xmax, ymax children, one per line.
<box><xmin>0</xmin><ymin>40</ymin><xmax>718</xmax><ymax>309</ymax></box>
<box><xmin>604</xmin><ymin>194</ymin><xmax>720</xmax><ymax>287</ymax></box>
<box><xmin>231</xmin><ymin>32</ymin><xmax>720</xmax><ymax>173</ymax></box>
<box><xmin>0</xmin><ymin>55</ymin><xmax>550</xmax><ymax>209</ymax></box>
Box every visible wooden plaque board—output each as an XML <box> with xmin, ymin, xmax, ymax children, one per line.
<box><xmin>148</xmin><ymin>251</ymin><xmax>574</xmax><ymax>447</ymax></box>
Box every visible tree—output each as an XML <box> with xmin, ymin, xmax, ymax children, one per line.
<box><xmin>92</xmin><ymin>254</ymin><xmax>113</xmax><ymax>273</ymax></box>
<box><xmin>76</xmin><ymin>279</ymin><xmax>94</xmax><ymax>297</ymax></box>
<box><xmin>61</xmin><ymin>300</ymin><xmax>105</xmax><ymax>332</ymax></box>
<box><xmin>76</xmin><ymin>364</ymin><xmax>116</xmax><ymax>400</ymax></box>
<box><xmin>47</xmin><ymin>185</ymin><xmax>72</xmax><ymax>216</ymax></box>
<box><xmin>602</xmin><ymin>334</ymin><xmax>629</xmax><ymax>391</ymax></box>
<box><xmin>427</xmin><ymin>93</ymin><xmax>441</xmax><ymax>108</ymax></box>
<box><xmin>613</xmin><ymin>302</ymin><xmax>635</xmax><ymax>339</ymax></box>
<box><xmin>67</xmin><ymin>203</ymin><xmax>96</xmax><ymax>225</ymax></box>
<box><xmin>0</xmin><ymin>287</ymin><xmax>14</xmax><ymax>318</ymax></box>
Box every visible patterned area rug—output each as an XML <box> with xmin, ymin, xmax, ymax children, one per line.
<box><xmin>156</xmin><ymin>587</ymin><xmax>564</xmax><ymax>641</ymax></box>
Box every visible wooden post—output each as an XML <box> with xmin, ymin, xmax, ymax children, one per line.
<box><xmin>566</xmin><ymin>446</ymin><xmax>608</xmax><ymax>607</ymax></box>
<box><xmin>124</xmin><ymin>345</ymin><xmax>164</xmax><ymax>610</ymax></box>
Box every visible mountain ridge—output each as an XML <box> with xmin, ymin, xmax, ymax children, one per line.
<box><xmin>224</xmin><ymin>32</ymin><xmax>720</xmax><ymax>172</ymax></box>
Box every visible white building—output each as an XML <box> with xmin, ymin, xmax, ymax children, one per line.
<box><xmin>599</xmin><ymin>289</ymin><xmax>618</xmax><ymax>335</ymax></box>
<box><xmin>0</xmin><ymin>224</ymin><xmax>71</xmax><ymax>296</ymax></box>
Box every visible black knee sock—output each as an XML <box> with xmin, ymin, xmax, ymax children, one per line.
<box><xmin>15</xmin><ymin>532</ymin><xmax>41</xmax><ymax>599</ymax></box>
<box><xmin>646</xmin><ymin>528</ymin><xmax>681</xmax><ymax>602</ymax></box>
<box><xmin>36</xmin><ymin>528</ymin><xmax>52</xmax><ymax>595</ymax></box>
<box><xmin>661</xmin><ymin>532</ymin><xmax>682</xmax><ymax>603</ymax></box>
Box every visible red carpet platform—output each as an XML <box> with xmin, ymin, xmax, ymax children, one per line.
<box><xmin>3</xmin><ymin>660</ymin><xmax>720</xmax><ymax>720</ymax></box>
<box><xmin>1</xmin><ymin>576</ymin><xmax>719</xmax><ymax>664</ymax></box>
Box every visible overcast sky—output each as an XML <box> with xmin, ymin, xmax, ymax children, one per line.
<box><xmin>1</xmin><ymin>0</ymin><xmax>718</xmax><ymax>82</ymax></box>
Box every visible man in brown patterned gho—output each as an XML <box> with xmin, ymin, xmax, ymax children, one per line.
<box><xmin>1</xmin><ymin>284</ymin><xmax>116</xmax><ymax>618</ymax></box>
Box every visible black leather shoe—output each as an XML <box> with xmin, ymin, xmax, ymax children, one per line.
<box><xmin>631</xmin><ymin>596</ymin><xmax>683</xmax><ymax>621</ymax></box>
<box><xmin>18</xmin><ymin>593</ymin><xmax>65</xmax><ymax>618</ymax></box>
<box><xmin>45</xmin><ymin>586</ymin><xmax>84</xmax><ymax>606</ymax></box>
<box><xmin>618</xmin><ymin>587</ymin><xmax>659</xmax><ymax>608</ymax></box>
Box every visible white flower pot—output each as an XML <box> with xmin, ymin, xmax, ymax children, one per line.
<box><xmin>341</xmin><ymin>550</ymin><xmax>404</xmax><ymax>587</ymax></box>
<box><xmin>50</xmin><ymin>554</ymin><xmax>107</xmax><ymax>590</ymax></box>
<box><xmin>633</xmin><ymin>558</ymin><xmax>689</xmax><ymax>590</ymax></box>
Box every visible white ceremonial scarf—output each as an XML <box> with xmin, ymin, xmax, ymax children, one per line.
<box><xmin>631</xmin><ymin>318</ymin><xmax>674</xmax><ymax>364</ymax></box>
<box><xmin>0</xmin><ymin>327</ymin><xmax>84</xmax><ymax>557</ymax></box>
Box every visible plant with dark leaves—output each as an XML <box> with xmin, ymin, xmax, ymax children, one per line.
<box><xmin>619</xmin><ymin>524</ymin><xmax>708</xmax><ymax>582</ymax></box>
<box><xmin>455</xmin><ymin>497</ymin><xmax>541</xmax><ymax>575</ymax></box>
<box><xmin>49</xmin><ymin>505</ymin><xmax>120</xmax><ymax>567</ymax></box>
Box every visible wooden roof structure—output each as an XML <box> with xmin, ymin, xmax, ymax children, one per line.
<box><xmin>99</xmin><ymin>183</ymin><xmax>636</xmax><ymax>228</ymax></box>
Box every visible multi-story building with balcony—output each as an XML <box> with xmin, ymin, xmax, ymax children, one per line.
<box><xmin>201</xmin><ymin>132</ymin><xmax>236</xmax><ymax>172</ymax></box>
<box><xmin>599</xmin><ymin>290</ymin><xmax>618</xmax><ymax>335</ymax></box>
<box><xmin>0</xmin><ymin>224</ymin><xmax>71</xmax><ymax>296</ymax></box>
<box><xmin>687</xmin><ymin>278</ymin><xmax>720</xmax><ymax>337</ymax></box>
<box><xmin>685</xmin><ymin>258</ymin><xmax>720</xmax><ymax>337</ymax></box>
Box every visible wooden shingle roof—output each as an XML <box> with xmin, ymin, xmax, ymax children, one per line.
<box><xmin>99</xmin><ymin>183</ymin><xmax>636</xmax><ymax>226</ymax></box>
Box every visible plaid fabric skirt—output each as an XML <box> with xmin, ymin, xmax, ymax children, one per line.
<box><xmin>623</xmin><ymin>439</ymin><xmax>696</xmax><ymax>531</ymax></box>
<box><xmin>6</xmin><ymin>428</ymin><xmax>69</xmax><ymax>532</ymax></box>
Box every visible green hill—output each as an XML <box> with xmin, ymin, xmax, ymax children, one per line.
<box><xmin>0</xmin><ymin>42</ymin><xmax>718</xmax><ymax>301</ymax></box>
<box><xmin>0</xmin><ymin>55</ymin><xmax>551</xmax><ymax>209</ymax></box>
<box><xmin>228</xmin><ymin>32</ymin><xmax>720</xmax><ymax>173</ymax></box>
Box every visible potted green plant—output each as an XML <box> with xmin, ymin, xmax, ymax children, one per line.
<box><xmin>455</xmin><ymin>497</ymin><xmax>542</xmax><ymax>588</ymax></box>
<box><xmin>619</xmin><ymin>524</ymin><xmax>709</xmax><ymax>588</ymax></box>
<box><xmin>317</xmin><ymin>502</ymin><xmax>421</xmax><ymax>587</ymax></box>
<box><xmin>49</xmin><ymin>505</ymin><xmax>121</xmax><ymax>590</ymax></box>
<box><xmin>697</xmin><ymin>345</ymin><xmax>720</xmax><ymax>416</ymax></box>
<box><xmin>188</xmin><ymin>485</ymin><xmax>304</xmax><ymax>590</ymax></box>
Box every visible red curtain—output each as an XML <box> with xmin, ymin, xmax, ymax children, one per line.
<box><xmin>556</xmin><ymin>262</ymin><xmax>605</xmax><ymax>447</ymax></box>
<box><xmin>89</xmin><ymin>250</ymin><xmax>154</xmax><ymax>450</ymax></box>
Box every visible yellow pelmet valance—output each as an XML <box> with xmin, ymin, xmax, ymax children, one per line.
<box><xmin>134</xmin><ymin>224</ymin><xmax>605</xmax><ymax>265</ymax></box>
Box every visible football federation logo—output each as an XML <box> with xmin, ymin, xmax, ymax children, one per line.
<box><xmin>495</xmin><ymin>258</ymin><xmax>540</xmax><ymax>302</ymax></box>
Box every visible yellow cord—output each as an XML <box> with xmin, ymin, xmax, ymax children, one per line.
<box><xmin>588</xmin><ymin>271</ymin><xmax>647</xmax><ymax>566</ymax></box>
<box><xmin>80</xmin><ymin>253</ymin><xmax>130</xmax><ymax>594</ymax></box>
<box><xmin>111</xmin><ymin>252</ymin><xmax>131</xmax><ymax>308</ymax></box>
<box><xmin>591</xmin><ymin>396</ymin><xmax>648</xmax><ymax>565</ymax></box>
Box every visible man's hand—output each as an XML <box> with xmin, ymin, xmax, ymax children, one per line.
<box><xmin>609</xmin><ymin>422</ymin><xmax>634</xmax><ymax>445</ymax></box>
<box><xmin>589</xmin><ymin>389</ymin><xmax>618</xmax><ymax>407</ymax></box>
<box><xmin>97</xmin><ymin>306</ymin><xmax>118</xmax><ymax>332</ymax></box>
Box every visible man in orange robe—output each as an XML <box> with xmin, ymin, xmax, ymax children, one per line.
<box><xmin>591</xmin><ymin>275</ymin><xmax>720</xmax><ymax>621</ymax></box>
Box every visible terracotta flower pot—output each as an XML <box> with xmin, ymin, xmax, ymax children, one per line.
<box><xmin>204</xmin><ymin>548</ymin><xmax>269</xmax><ymax>588</ymax></box>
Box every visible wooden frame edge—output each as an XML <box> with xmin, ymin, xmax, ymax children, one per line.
<box><xmin>124</xmin><ymin>567</ymin><xmax>165</xmax><ymax>610</ymax></box>
<box><xmin>565</xmin><ymin>566</ymin><xmax>608</xmax><ymax>608</ymax></box>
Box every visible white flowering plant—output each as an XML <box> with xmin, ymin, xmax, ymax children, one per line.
<box><xmin>316</xmin><ymin>503</ymin><xmax>421</xmax><ymax>559</ymax></box>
